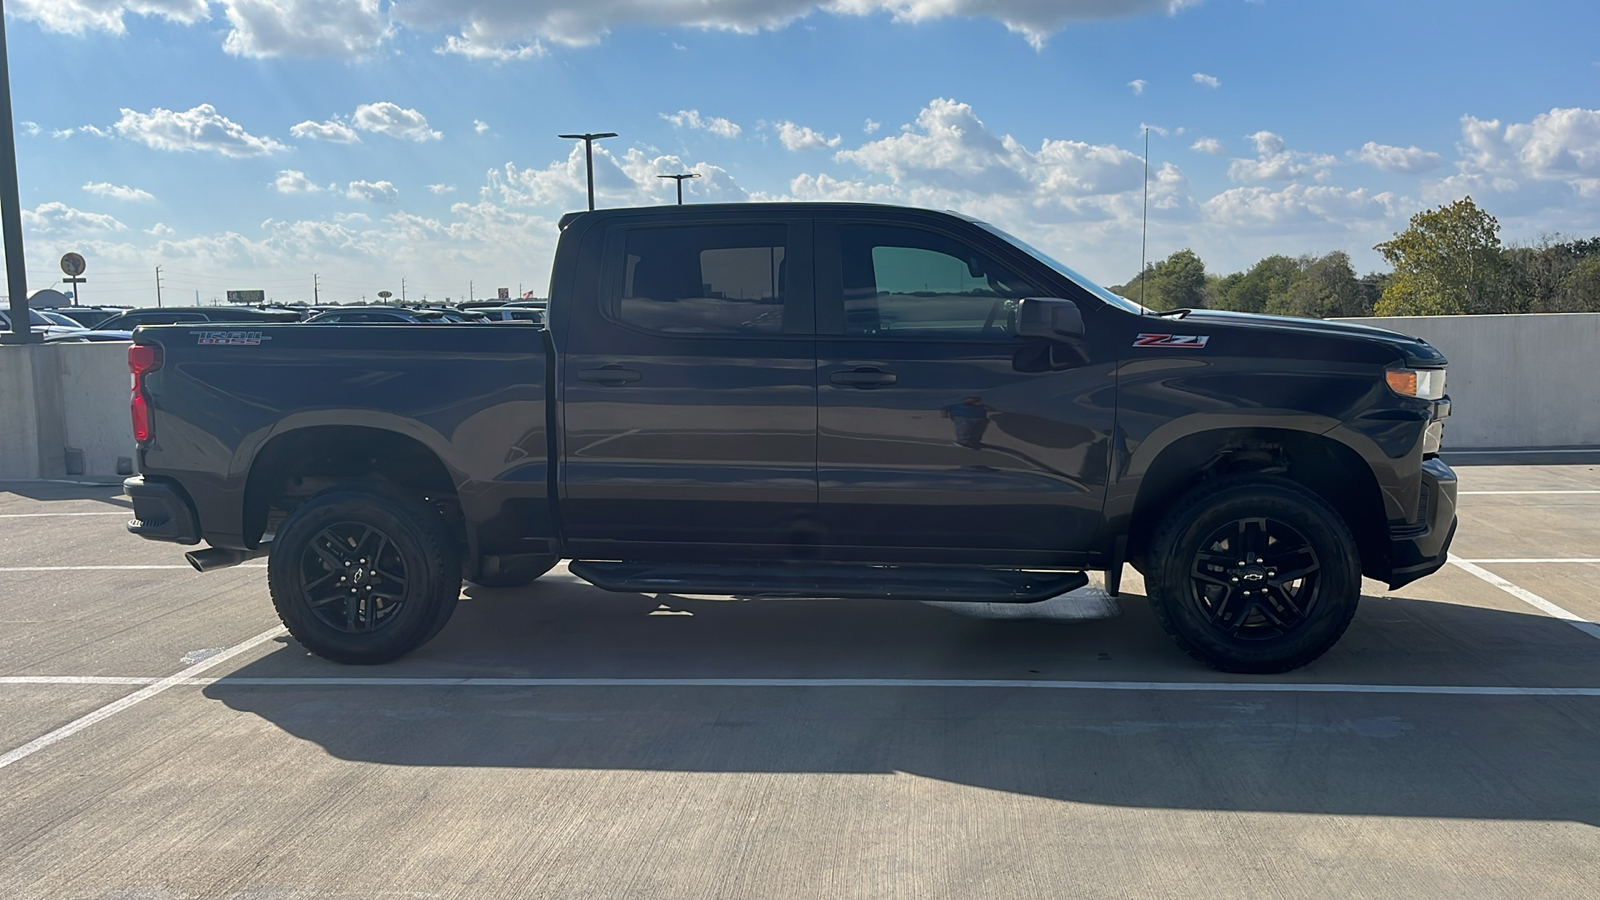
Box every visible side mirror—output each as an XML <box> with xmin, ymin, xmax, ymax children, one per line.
<box><xmin>1015</xmin><ymin>298</ymin><xmax>1084</xmax><ymax>339</ymax></box>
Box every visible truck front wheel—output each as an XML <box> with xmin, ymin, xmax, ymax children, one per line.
<box><xmin>268</xmin><ymin>489</ymin><xmax>461</xmax><ymax>664</ymax></box>
<box><xmin>1145</xmin><ymin>475</ymin><xmax>1361</xmax><ymax>674</ymax></box>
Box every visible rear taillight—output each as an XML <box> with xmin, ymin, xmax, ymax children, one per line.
<box><xmin>129</xmin><ymin>344</ymin><xmax>162</xmax><ymax>444</ymax></box>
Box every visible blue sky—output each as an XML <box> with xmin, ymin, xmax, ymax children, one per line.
<box><xmin>6</xmin><ymin>0</ymin><xmax>1600</xmax><ymax>306</ymax></box>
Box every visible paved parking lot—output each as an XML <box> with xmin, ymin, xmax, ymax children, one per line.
<box><xmin>2</xmin><ymin>462</ymin><xmax>1598</xmax><ymax>899</ymax></box>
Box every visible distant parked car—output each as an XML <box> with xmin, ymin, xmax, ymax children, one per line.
<box><xmin>477</xmin><ymin>306</ymin><xmax>545</xmax><ymax>325</ymax></box>
<box><xmin>305</xmin><ymin>307</ymin><xmax>465</xmax><ymax>324</ymax></box>
<box><xmin>0</xmin><ymin>308</ymin><xmax>84</xmax><ymax>336</ymax></box>
<box><xmin>43</xmin><ymin>330</ymin><xmax>134</xmax><ymax>342</ymax></box>
<box><xmin>93</xmin><ymin>307</ymin><xmax>303</xmax><ymax>331</ymax></box>
<box><xmin>38</xmin><ymin>306</ymin><xmax>130</xmax><ymax>329</ymax></box>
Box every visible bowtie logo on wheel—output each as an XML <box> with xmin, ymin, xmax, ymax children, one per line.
<box><xmin>1133</xmin><ymin>333</ymin><xmax>1210</xmax><ymax>348</ymax></box>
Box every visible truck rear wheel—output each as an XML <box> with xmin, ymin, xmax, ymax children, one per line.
<box><xmin>1145</xmin><ymin>475</ymin><xmax>1361</xmax><ymax>674</ymax></box>
<box><xmin>268</xmin><ymin>489</ymin><xmax>461</xmax><ymax>665</ymax></box>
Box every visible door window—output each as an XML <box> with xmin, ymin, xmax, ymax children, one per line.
<box><xmin>837</xmin><ymin>225</ymin><xmax>1038</xmax><ymax>338</ymax></box>
<box><xmin>612</xmin><ymin>224</ymin><xmax>788</xmax><ymax>335</ymax></box>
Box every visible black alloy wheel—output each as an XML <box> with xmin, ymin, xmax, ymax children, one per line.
<box><xmin>1188</xmin><ymin>517</ymin><xmax>1321</xmax><ymax>641</ymax></box>
<box><xmin>269</xmin><ymin>487</ymin><xmax>460</xmax><ymax>665</ymax></box>
<box><xmin>297</xmin><ymin>523</ymin><xmax>411</xmax><ymax>634</ymax></box>
<box><xmin>1146</xmin><ymin>475</ymin><xmax>1361</xmax><ymax>674</ymax></box>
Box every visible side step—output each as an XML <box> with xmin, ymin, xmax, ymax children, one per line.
<box><xmin>567</xmin><ymin>561</ymin><xmax>1088</xmax><ymax>603</ymax></box>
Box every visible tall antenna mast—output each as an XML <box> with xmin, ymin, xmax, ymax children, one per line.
<box><xmin>1140</xmin><ymin>126</ymin><xmax>1150</xmax><ymax>313</ymax></box>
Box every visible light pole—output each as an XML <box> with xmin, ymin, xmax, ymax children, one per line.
<box><xmin>657</xmin><ymin>172</ymin><xmax>701</xmax><ymax>205</ymax></box>
<box><xmin>0</xmin><ymin>0</ymin><xmax>38</xmax><ymax>344</ymax></box>
<box><xmin>558</xmin><ymin>132</ymin><xmax>618</xmax><ymax>211</ymax></box>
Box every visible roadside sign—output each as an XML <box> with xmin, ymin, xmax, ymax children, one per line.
<box><xmin>60</xmin><ymin>252</ymin><xmax>86</xmax><ymax>277</ymax></box>
<box><xmin>226</xmin><ymin>290</ymin><xmax>266</xmax><ymax>304</ymax></box>
<box><xmin>378</xmin><ymin>291</ymin><xmax>393</xmax><ymax>300</ymax></box>
<box><xmin>498</xmin><ymin>287</ymin><xmax>510</xmax><ymax>300</ymax></box>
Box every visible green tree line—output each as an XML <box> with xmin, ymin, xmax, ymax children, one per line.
<box><xmin>1109</xmin><ymin>197</ymin><xmax>1600</xmax><ymax>317</ymax></box>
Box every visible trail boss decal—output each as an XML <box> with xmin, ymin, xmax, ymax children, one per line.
<box><xmin>195</xmin><ymin>331</ymin><xmax>271</xmax><ymax>346</ymax></box>
<box><xmin>1133</xmin><ymin>333</ymin><xmax>1210</xmax><ymax>348</ymax></box>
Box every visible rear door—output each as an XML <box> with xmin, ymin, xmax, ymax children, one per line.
<box><xmin>560</xmin><ymin>213</ymin><xmax>817</xmax><ymax>560</ymax></box>
<box><xmin>813</xmin><ymin>216</ymin><xmax>1117</xmax><ymax>566</ymax></box>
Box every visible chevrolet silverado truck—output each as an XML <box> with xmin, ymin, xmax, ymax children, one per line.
<box><xmin>123</xmin><ymin>203</ymin><xmax>1456</xmax><ymax>673</ymax></box>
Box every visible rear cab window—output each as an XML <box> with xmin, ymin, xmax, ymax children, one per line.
<box><xmin>601</xmin><ymin>219</ymin><xmax>813</xmax><ymax>336</ymax></box>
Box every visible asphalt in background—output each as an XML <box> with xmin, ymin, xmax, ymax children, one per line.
<box><xmin>1</xmin><ymin>466</ymin><xmax>1597</xmax><ymax>899</ymax></box>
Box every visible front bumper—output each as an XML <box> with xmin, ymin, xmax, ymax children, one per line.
<box><xmin>124</xmin><ymin>475</ymin><xmax>202</xmax><ymax>545</ymax></box>
<box><xmin>1386</xmin><ymin>457</ymin><xmax>1458</xmax><ymax>589</ymax></box>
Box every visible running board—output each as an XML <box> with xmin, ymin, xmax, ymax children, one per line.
<box><xmin>566</xmin><ymin>561</ymin><xmax>1089</xmax><ymax>603</ymax></box>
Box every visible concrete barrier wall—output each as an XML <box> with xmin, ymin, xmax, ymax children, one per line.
<box><xmin>2</xmin><ymin>313</ymin><xmax>1595</xmax><ymax>480</ymax></box>
<box><xmin>1336</xmin><ymin>313</ymin><xmax>1600</xmax><ymax>450</ymax></box>
<box><xmin>0</xmin><ymin>342</ymin><xmax>134</xmax><ymax>481</ymax></box>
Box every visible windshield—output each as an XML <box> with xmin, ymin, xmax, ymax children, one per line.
<box><xmin>976</xmin><ymin>222</ymin><xmax>1148</xmax><ymax>315</ymax></box>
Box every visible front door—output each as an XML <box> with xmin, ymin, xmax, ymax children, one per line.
<box><xmin>814</xmin><ymin>218</ymin><xmax>1116</xmax><ymax>566</ymax></box>
<box><xmin>561</xmin><ymin>215</ymin><xmax>817</xmax><ymax>561</ymax></box>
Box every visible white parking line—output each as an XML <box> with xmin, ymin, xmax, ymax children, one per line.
<box><xmin>1459</xmin><ymin>490</ymin><xmax>1600</xmax><ymax>495</ymax></box>
<box><xmin>0</xmin><ymin>564</ymin><xmax>267</xmax><ymax>572</ymax></box>
<box><xmin>0</xmin><ymin>626</ymin><xmax>286</xmax><ymax>772</ymax></box>
<box><xmin>0</xmin><ymin>511</ymin><xmax>132</xmax><ymax>518</ymax></box>
<box><xmin>1458</xmin><ymin>559</ymin><xmax>1600</xmax><ymax>564</ymax></box>
<box><xmin>1449</xmin><ymin>556</ymin><xmax>1600</xmax><ymax>642</ymax></box>
<box><xmin>2</xmin><ymin>674</ymin><xmax>1598</xmax><ymax>696</ymax></box>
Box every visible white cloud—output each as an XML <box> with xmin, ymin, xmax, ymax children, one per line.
<box><xmin>146</xmin><ymin>222</ymin><xmax>176</xmax><ymax>237</ymax></box>
<box><xmin>1128</xmin><ymin>79</ymin><xmax>1146</xmax><ymax>95</ymax></box>
<box><xmin>83</xmin><ymin>181</ymin><xmax>155</xmax><ymax>202</ymax></box>
<box><xmin>1190</xmin><ymin>137</ymin><xmax>1223</xmax><ymax>155</ymax></box>
<box><xmin>662</xmin><ymin>109</ymin><xmax>742</xmax><ymax>138</ymax></box>
<box><xmin>428</xmin><ymin>183</ymin><xmax>457</xmax><ymax>195</ymax></box>
<box><xmin>24</xmin><ymin>0</ymin><xmax>1200</xmax><ymax>59</ymax></box>
<box><xmin>290</xmin><ymin>117</ymin><xmax>361</xmax><ymax>143</ymax></box>
<box><xmin>1430</xmin><ymin>108</ymin><xmax>1600</xmax><ymax>208</ymax></box>
<box><xmin>274</xmin><ymin>170</ymin><xmax>324</xmax><ymax>194</ymax></box>
<box><xmin>20</xmin><ymin>121</ymin><xmax>41</xmax><ymax>137</ymax></box>
<box><xmin>22</xmin><ymin>201</ymin><xmax>127</xmax><ymax>234</ymax></box>
<box><xmin>12</xmin><ymin>0</ymin><xmax>207</xmax><ymax>36</ymax></box>
<box><xmin>53</xmin><ymin>124</ymin><xmax>113</xmax><ymax>139</ymax></box>
<box><xmin>1227</xmin><ymin>131</ymin><xmax>1337</xmax><ymax>183</ymax></box>
<box><xmin>1192</xmin><ymin>72</ymin><xmax>1220</xmax><ymax>89</ymax></box>
<box><xmin>489</xmin><ymin>144</ymin><xmax>748</xmax><ymax>209</ymax></box>
<box><xmin>220</xmin><ymin>0</ymin><xmax>390</xmax><ymax>59</ymax></box>
<box><xmin>1352</xmin><ymin>141</ymin><xmax>1443</xmax><ymax>174</ymax></box>
<box><xmin>351</xmin><ymin>102</ymin><xmax>442</xmax><ymax>141</ymax></box>
<box><xmin>864</xmin><ymin>118</ymin><xmax>882</xmax><ymax>133</ymax></box>
<box><xmin>114</xmin><ymin>104</ymin><xmax>288</xmax><ymax>157</ymax></box>
<box><xmin>474</xmin><ymin>119</ymin><xmax>490</xmax><ymax>134</ymax></box>
<box><xmin>346</xmin><ymin>180</ymin><xmax>400</xmax><ymax>204</ymax></box>
<box><xmin>776</xmin><ymin>121</ymin><xmax>841</xmax><ymax>150</ymax></box>
<box><xmin>437</xmin><ymin>33</ymin><xmax>542</xmax><ymax>60</ymax></box>
<box><xmin>1203</xmin><ymin>184</ymin><xmax>1398</xmax><ymax>228</ymax></box>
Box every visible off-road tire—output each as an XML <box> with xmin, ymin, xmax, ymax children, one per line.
<box><xmin>1145</xmin><ymin>474</ymin><xmax>1361</xmax><ymax>674</ymax></box>
<box><xmin>269</xmin><ymin>488</ymin><xmax>461</xmax><ymax>665</ymax></box>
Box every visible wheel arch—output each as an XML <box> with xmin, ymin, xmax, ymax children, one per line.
<box><xmin>243</xmin><ymin>423</ymin><xmax>462</xmax><ymax>551</ymax></box>
<box><xmin>1121</xmin><ymin>426</ymin><xmax>1389</xmax><ymax>582</ymax></box>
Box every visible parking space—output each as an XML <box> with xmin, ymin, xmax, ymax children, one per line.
<box><xmin>1</xmin><ymin>466</ymin><xmax>1598</xmax><ymax>898</ymax></box>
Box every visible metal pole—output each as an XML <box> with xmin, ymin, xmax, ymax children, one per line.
<box><xmin>559</xmin><ymin>133</ymin><xmax>617</xmax><ymax>213</ymax></box>
<box><xmin>155</xmin><ymin>265</ymin><xmax>162</xmax><ymax>307</ymax></box>
<box><xmin>657</xmin><ymin>173</ymin><xmax>701</xmax><ymax>206</ymax></box>
<box><xmin>583</xmin><ymin>140</ymin><xmax>594</xmax><ymax>212</ymax></box>
<box><xmin>0</xmin><ymin>0</ymin><xmax>37</xmax><ymax>344</ymax></box>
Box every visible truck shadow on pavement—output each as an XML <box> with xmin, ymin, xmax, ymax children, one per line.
<box><xmin>204</xmin><ymin>580</ymin><xmax>1600</xmax><ymax>825</ymax></box>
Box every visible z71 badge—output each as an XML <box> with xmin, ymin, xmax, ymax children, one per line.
<box><xmin>195</xmin><ymin>331</ymin><xmax>271</xmax><ymax>346</ymax></box>
<box><xmin>1133</xmin><ymin>333</ymin><xmax>1210</xmax><ymax>348</ymax></box>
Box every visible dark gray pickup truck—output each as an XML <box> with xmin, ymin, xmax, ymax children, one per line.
<box><xmin>124</xmin><ymin>202</ymin><xmax>1456</xmax><ymax>672</ymax></box>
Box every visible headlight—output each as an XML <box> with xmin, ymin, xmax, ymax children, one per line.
<box><xmin>1385</xmin><ymin>367</ymin><xmax>1446</xmax><ymax>401</ymax></box>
